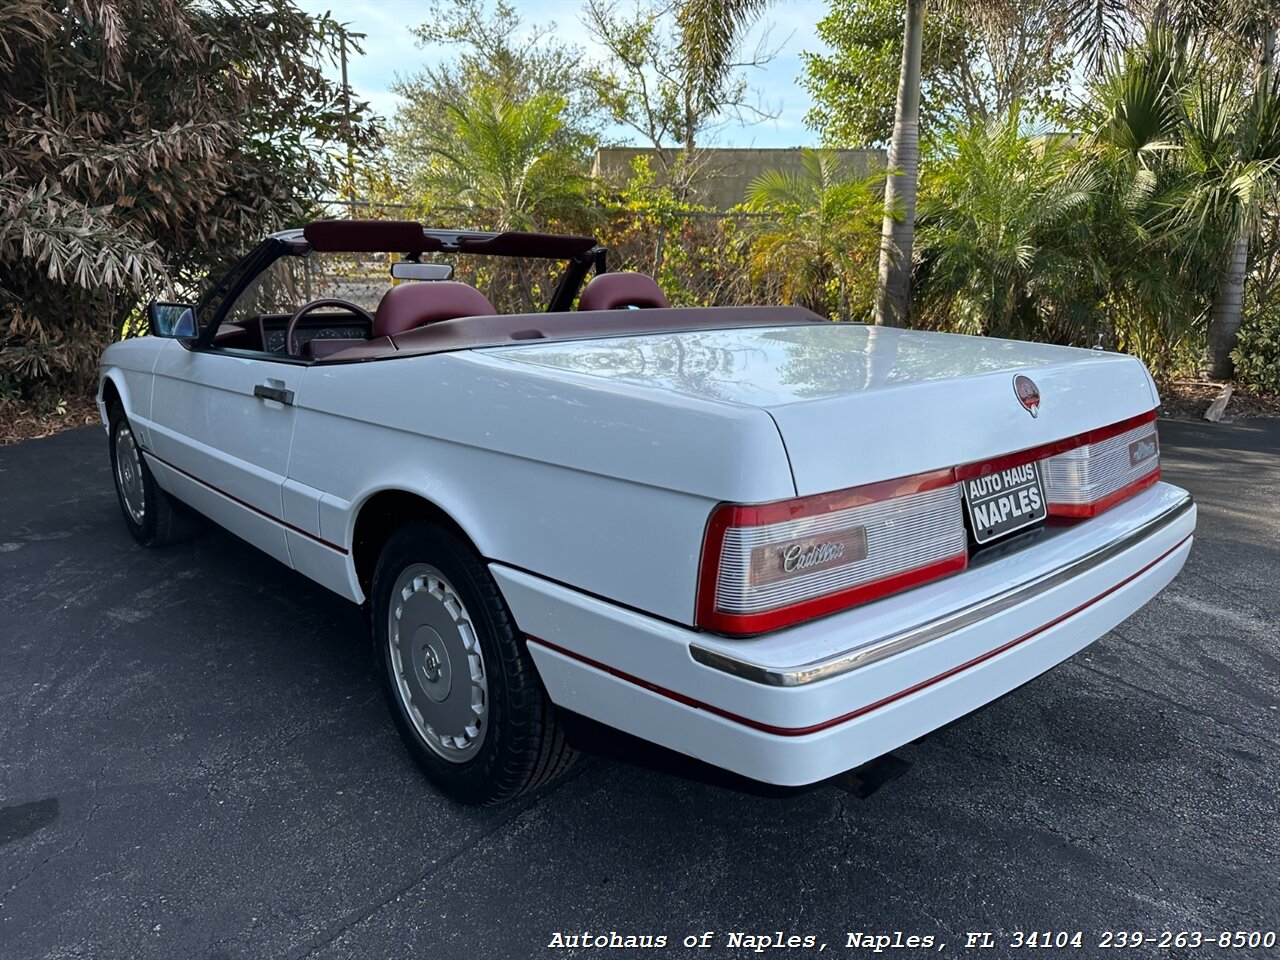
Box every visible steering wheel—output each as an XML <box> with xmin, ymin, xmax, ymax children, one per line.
<box><xmin>284</xmin><ymin>298</ymin><xmax>375</xmax><ymax>357</ymax></box>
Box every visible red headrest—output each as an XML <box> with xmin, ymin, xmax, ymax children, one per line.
<box><xmin>577</xmin><ymin>272</ymin><xmax>670</xmax><ymax>311</ymax></box>
<box><xmin>373</xmin><ymin>282</ymin><xmax>497</xmax><ymax>338</ymax></box>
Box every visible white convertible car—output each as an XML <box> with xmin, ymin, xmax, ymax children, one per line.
<box><xmin>98</xmin><ymin>219</ymin><xmax>1195</xmax><ymax>804</ymax></box>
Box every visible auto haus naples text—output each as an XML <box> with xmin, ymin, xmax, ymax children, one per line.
<box><xmin>546</xmin><ymin>930</ymin><xmax>943</xmax><ymax>951</ymax></box>
<box><xmin>965</xmin><ymin>463</ymin><xmax>1043</xmax><ymax>530</ymax></box>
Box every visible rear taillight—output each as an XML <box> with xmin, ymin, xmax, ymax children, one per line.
<box><xmin>696</xmin><ymin>470</ymin><xmax>968</xmax><ymax>636</ymax></box>
<box><xmin>1041</xmin><ymin>414</ymin><xmax>1160</xmax><ymax>518</ymax></box>
<box><xmin>697</xmin><ymin>410</ymin><xmax>1161</xmax><ymax>636</ymax></box>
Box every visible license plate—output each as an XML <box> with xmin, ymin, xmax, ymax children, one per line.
<box><xmin>963</xmin><ymin>461</ymin><xmax>1047</xmax><ymax>544</ymax></box>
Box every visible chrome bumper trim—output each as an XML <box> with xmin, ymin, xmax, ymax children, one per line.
<box><xmin>689</xmin><ymin>494</ymin><xmax>1194</xmax><ymax>687</ymax></box>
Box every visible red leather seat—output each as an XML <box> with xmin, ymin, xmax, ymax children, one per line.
<box><xmin>577</xmin><ymin>273</ymin><xmax>670</xmax><ymax>310</ymax></box>
<box><xmin>372</xmin><ymin>281</ymin><xmax>497</xmax><ymax>338</ymax></box>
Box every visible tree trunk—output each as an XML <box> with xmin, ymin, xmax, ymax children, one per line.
<box><xmin>874</xmin><ymin>0</ymin><xmax>925</xmax><ymax>328</ymax></box>
<box><xmin>1202</xmin><ymin>26</ymin><xmax>1274</xmax><ymax>379</ymax></box>
<box><xmin>1204</xmin><ymin>233</ymin><xmax>1248</xmax><ymax>380</ymax></box>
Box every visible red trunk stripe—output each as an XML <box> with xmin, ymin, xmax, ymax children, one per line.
<box><xmin>954</xmin><ymin>410</ymin><xmax>1157</xmax><ymax>481</ymax></box>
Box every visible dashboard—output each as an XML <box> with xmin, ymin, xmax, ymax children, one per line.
<box><xmin>259</xmin><ymin>313</ymin><xmax>372</xmax><ymax>355</ymax></box>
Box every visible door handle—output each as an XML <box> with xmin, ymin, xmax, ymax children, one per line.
<box><xmin>253</xmin><ymin>383</ymin><xmax>294</xmax><ymax>405</ymax></box>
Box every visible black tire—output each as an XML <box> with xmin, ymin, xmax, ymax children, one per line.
<box><xmin>107</xmin><ymin>402</ymin><xmax>201</xmax><ymax>547</ymax></box>
<box><xmin>372</xmin><ymin>523</ymin><xmax>577</xmax><ymax>805</ymax></box>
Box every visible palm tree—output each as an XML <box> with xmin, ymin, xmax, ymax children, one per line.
<box><xmin>676</xmin><ymin>0</ymin><xmax>772</xmax><ymax>144</ymax></box>
<box><xmin>914</xmin><ymin>110</ymin><xmax>1098</xmax><ymax>342</ymax></box>
<box><xmin>1181</xmin><ymin>71</ymin><xmax>1280</xmax><ymax>377</ymax></box>
<box><xmin>743</xmin><ymin>149</ymin><xmax>884</xmax><ymax>320</ymax></box>
<box><xmin>412</xmin><ymin>85</ymin><xmax>589</xmax><ymax>313</ymax></box>
<box><xmin>1084</xmin><ymin>33</ymin><xmax>1280</xmax><ymax>377</ymax></box>
<box><xmin>1081</xmin><ymin>37</ymin><xmax>1209</xmax><ymax>372</ymax></box>
<box><xmin>874</xmin><ymin>0</ymin><xmax>926</xmax><ymax>328</ymax></box>
<box><xmin>416</xmin><ymin>85</ymin><xmax>586</xmax><ymax>231</ymax></box>
<box><xmin>871</xmin><ymin>0</ymin><xmax>1163</xmax><ymax>332</ymax></box>
<box><xmin>1055</xmin><ymin>0</ymin><xmax>1280</xmax><ymax>375</ymax></box>
<box><xmin>680</xmin><ymin>0</ymin><xmax>929</xmax><ymax>330</ymax></box>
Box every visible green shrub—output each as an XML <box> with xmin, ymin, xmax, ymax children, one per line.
<box><xmin>1231</xmin><ymin>310</ymin><xmax>1280</xmax><ymax>394</ymax></box>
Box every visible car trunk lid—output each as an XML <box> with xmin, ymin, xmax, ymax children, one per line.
<box><xmin>486</xmin><ymin>323</ymin><xmax>1157</xmax><ymax>497</ymax></box>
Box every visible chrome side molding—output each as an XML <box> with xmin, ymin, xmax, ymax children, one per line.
<box><xmin>689</xmin><ymin>495</ymin><xmax>1194</xmax><ymax>687</ymax></box>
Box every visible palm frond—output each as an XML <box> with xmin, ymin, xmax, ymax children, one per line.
<box><xmin>677</xmin><ymin>0</ymin><xmax>770</xmax><ymax>103</ymax></box>
<box><xmin>1063</xmin><ymin>0</ymin><xmax>1136</xmax><ymax>73</ymax></box>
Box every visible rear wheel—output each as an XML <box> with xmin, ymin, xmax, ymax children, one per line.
<box><xmin>372</xmin><ymin>523</ymin><xmax>576</xmax><ymax>804</ymax></box>
<box><xmin>108</xmin><ymin>403</ymin><xmax>200</xmax><ymax>547</ymax></box>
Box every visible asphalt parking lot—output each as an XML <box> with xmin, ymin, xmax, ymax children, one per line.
<box><xmin>1</xmin><ymin>419</ymin><xmax>1277</xmax><ymax>959</ymax></box>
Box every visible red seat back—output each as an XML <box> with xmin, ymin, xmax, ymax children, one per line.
<box><xmin>373</xmin><ymin>281</ymin><xmax>497</xmax><ymax>338</ymax></box>
<box><xmin>577</xmin><ymin>273</ymin><xmax>670</xmax><ymax>311</ymax></box>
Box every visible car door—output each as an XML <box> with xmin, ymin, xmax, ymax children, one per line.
<box><xmin>146</xmin><ymin>338</ymin><xmax>304</xmax><ymax>567</ymax></box>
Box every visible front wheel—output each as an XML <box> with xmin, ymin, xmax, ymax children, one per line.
<box><xmin>372</xmin><ymin>523</ymin><xmax>576</xmax><ymax>805</ymax></box>
<box><xmin>108</xmin><ymin>403</ymin><xmax>200</xmax><ymax>547</ymax></box>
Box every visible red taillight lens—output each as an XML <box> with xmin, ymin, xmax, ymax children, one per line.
<box><xmin>1041</xmin><ymin>417</ymin><xmax>1161</xmax><ymax>518</ymax></box>
<box><xmin>697</xmin><ymin>410</ymin><xmax>1161</xmax><ymax>636</ymax></box>
<box><xmin>696</xmin><ymin>470</ymin><xmax>968</xmax><ymax>636</ymax></box>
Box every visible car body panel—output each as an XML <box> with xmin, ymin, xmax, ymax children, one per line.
<box><xmin>96</xmin><ymin>336</ymin><xmax>164</xmax><ymax>448</ymax></box>
<box><xmin>485</xmin><ymin>323</ymin><xmax>1113</xmax><ymax>406</ymax></box>
<box><xmin>527</xmin><ymin>533</ymin><xmax>1189</xmax><ymax>785</ymax></box>
<box><xmin>288</xmin><ymin>350</ymin><xmax>794</xmax><ymax>618</ymax></box>
<box><xmin>146</xmin><ymin>340</ymin><xmax>305</xmax><ymax>566</ymax></box>
<box><xmin>298</xmin><ymin>349</ymin><xmax>797</xmax><ymax>502</ymax></box>
<box><xmin>488</xmin><ymin>324</ymin><xmax>1160</xmax><ymax>495</ymax></box>
<box><xmin>98</xmin><ymin>311</ymin><xmax>1194</xmax><ymax>787</ymax></box>
<box><xmin>509</xmin><ymin>483</ymin><xmax>1194</xmax><ymax>784</ymax></box>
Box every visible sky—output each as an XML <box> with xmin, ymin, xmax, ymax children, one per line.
<box><xmin>294</xmin><ymin>0</ymin><xmax>832</xmax><ymax>148</ymax></box>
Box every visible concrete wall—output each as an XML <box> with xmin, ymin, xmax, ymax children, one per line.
<box><xmin>592</xmin><ymin>147</ymin><xmax>887</xmax><ymax>212</ymax></box>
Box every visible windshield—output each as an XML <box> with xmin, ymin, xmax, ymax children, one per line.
<box><xmin>220</xmin><ymin>249</ymin><xmax>571</xmax><ymax>326</ymax></box>
<box><xmin>221</xmin><ymin>251</ymin><xmax>388</xmax><ymax>325</ymax></box>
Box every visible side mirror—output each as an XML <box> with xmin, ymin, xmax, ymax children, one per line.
<box><xmin>390</xmin><ymin>262</ymin><xmax>454</xmax><ymax>281</ymax></box>
<box><xmin>147</xmin><ymin>302</ymin><xmax>197</xmax><ymax>338</ymax></box>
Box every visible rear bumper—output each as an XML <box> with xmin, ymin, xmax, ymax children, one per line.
<box><xmin>496</xmin><ymin>483</ymin><xmax>1195</xmax><ymax>786</ymax></box>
